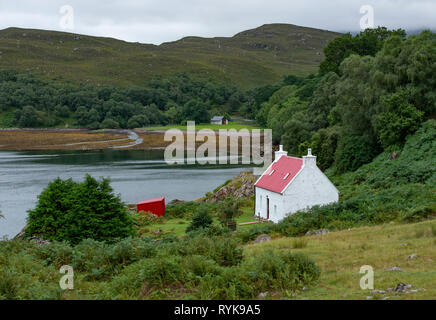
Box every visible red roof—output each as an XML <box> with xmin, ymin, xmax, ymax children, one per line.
<box><xmin>137</xmin><ymin>197</ymin><xmax>165</xmax><ymax>205</ymax></box>
<box><xmin>255</xmin><ymin>156</ymin><xmax>303</xmax><ymax>194</ymax></box>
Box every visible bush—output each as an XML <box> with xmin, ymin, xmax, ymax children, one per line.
<box><xmin>217</xmin><ymin>197</ymin><xmax>243</xmax><ymax>227</ymax></box>
<box><xmin>108</xmin><ymin>255</ymin><xmax>186</xmax><ymax>298</ymax></box>
<box><xmin>243</xmin><ymin>250</ymin><xmax>321</xmax><ymax>292</ymax></box>
<box><xmin>72</xmin><ymin>237</ymin><xmax>157</xmax><ymax>280</ymax></box>
<box><xmin>25</xmin><ymin>175</ymin><xmax>134</xmax><ymax>244</ymax></box>
<box><xmin>181</xmin><ymin>255</ymin><xmax>220</xmax><ymax>278</ymax></box>
<box><xmin>197</xmin><ymin>266</ymin><xmax>256</xmax><ymax>299</ymax></box>
<box><xmin>236</xmin><ymin>223</ymin><xmax>275</xmax><ymax>243</ymax></box>
<box><xmin>0</xmin><ymin>240</ymin><xmax>63</xmax><ymax>299</ymax></box>
<box><xmin>197</xmin><ymin>250</ymin><xmax>320</xmax><ymax>299</ymax></box>
<box><xmin>133</xmin><ymin>211</ymin><xmax>162</xmax><ymax>227</ymax></box>
<box><xmin>31</xmin><ymin>241</ymin><xmax>73</xmax><ymax>268</ymax></box>
<box><xmin>180</xmin><ymin>235</ymin><xmax>243</xmax><ymax>267</ymax></box>
<box><xmin>186</xmin><ymin>206</ymin><xmax>213</xmax><ymax>233</ymax></box>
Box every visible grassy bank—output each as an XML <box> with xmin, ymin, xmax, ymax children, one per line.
<box><xmin>1</xmin><ymin>218</ymin><xmax>433</xmax><ymax>300</ymax></box>
<box><xmin>246</xmin><ymin>220</ymin><xmax>436</xmax><ymax>300</ymax></box>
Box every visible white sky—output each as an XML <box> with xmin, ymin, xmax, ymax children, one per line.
<box><xmin>0</xmin><ymin>0</ymin><xmax>435</xmax><ymax>44</ymax></box>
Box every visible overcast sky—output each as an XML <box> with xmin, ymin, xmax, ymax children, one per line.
<box><xmin>0</xmin><ymin>0</ymin><xmax>435</xmax><ymax>44</ymax></box>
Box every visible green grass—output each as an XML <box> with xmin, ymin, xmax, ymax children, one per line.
<box><xmin>245</xmin><ymin>219</ymin><xmax>436</xmax><ymax>300</ymax></box>
<box><xmin>146</xmin><ymin>218</ymin><xmax>189</xmax><ymax>236</ymax></box>
<box><xmin>146</xmin><ymin>203</ymin><xmax>257</xmax><ymax>236</ymax></box>
<box><xmin>0</xmin><ymin>24</ymin><xmax>341</xmax><ymax>89</ymax></box>
<box><xmin>141</xmin><ymin>121</ymin><xmax>263</xmax><ymax>131</ymax></box>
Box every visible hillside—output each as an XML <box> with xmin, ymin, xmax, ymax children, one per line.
<box><xmin>0</xmin><ymin>24</ymin><xmax>340</xmax><ymax>89</ymax></box>
<box><xmin>247</xmin><ymin>220</ymin><xmax>435</xmax><ymax>300</ymax></box>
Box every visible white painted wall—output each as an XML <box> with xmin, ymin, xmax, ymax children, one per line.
<box><xmin>255</xmin><ymin>160</ymin><xmax>339</xmax><ymax>223</ymax></box>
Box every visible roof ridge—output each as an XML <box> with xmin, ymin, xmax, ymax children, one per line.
<box><xmin>255</xmin><ymin>155</ymin><xmax>303</xmax><ymax>193</ymax></box>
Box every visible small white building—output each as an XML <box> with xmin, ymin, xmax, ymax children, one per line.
<box><xmin>210</xmin><ymin>116</ymin><xmax>228</xmax><ymax>125</ymax></box>
<box><xmin>254</xmin><ymin>146</ymin><xmax>339</xmax><ymax>223</ymax></box>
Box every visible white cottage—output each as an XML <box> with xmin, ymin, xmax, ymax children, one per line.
<box><xmin>254</xmin><ymin>146</ymin><xmax>339</xmax><ymax>223</ymax></box>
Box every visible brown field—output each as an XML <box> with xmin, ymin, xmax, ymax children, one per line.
<box><xmin>0</xmin><ymin>129</ymin><xmax>146</xmax><ymax>150</ymax></box>
<box><xmin>0</xmin><ymin>129</ymin><xmax>264</xmax><ymax>151</ymax></box>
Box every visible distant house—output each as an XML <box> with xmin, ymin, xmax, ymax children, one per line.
<box><xmin>254</xmin><ymin>146</ymin><xmax>339</xmax><ymax>223</ymax></box>
<box><xmin>210</xmin><ymin>116</ymin><xmax>228</xmax><ymax>125</ymax></box>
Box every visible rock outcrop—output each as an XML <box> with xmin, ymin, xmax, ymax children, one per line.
<box><xmin>205</xmin><ymin>171</ymin><xmax>257</xmax><ymax>202</ymax></box>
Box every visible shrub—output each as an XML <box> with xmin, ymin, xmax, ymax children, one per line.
<box><xmin>400</xmin><ymin>205</ymin><xmax>436</xmax><ymax>223</ymax></box>
<box><xmin>31</xmin><ymin>241</ymin><xmax>73</xmax><ymax>268</ymax></box>
<box><xmin>243</xmin><ymin>250</ymin><xmax>321</xmax><ymax>292</ymax></box>
<box><xmin>0</xmin><ymin>241</ymin><xmax>63</xmax><ymax>299</ymax></box>
<box><xmin>180</xmin><ymin>235</ymin><xmax>243</xmax><ymax>267</ymax></box>
<box><xmin>181</xmin><ymin>255</ymin><xmax>220</xmax><ymax>278</ymax></box>
<box><xmin>25</xmin><ymin>175</ymin><xmax>135</xmax><ymax>244</ymax></box>
<box><xmin>165</xmin><ymin>201</ymin><xmax>199</xmax><ymax>218</ymax></box>
<box><xmin>186</xmin><ymin>206</ymin><xmax>213</xmax><ymax>233</ymax></box>
<box><xmin>71</xmin><ymin>237</ymin><xmax>157</xmax><ymax>280</ymax></box>
<box><xmin>107</xmin><ymin>255</ymin><xmax>186</xmax><ymax>298</ymax></box>
<box><xmin>197</xmin><ymin>250</ymin><xmax>320</xmax><ymax>299</ymax></box>
<box><xmin>217</xmin><ymin>197</ymin><xmax>243</xmax><ymax>226</ymax></box>
<box><xmin>236</xmin><ymin>223</ymin><xmax>275</xmax><ymax>243</ymax></box>
<box><xmin>197</xmin><ymin>267</ymin><xmax>256</xmax><ymax>299</ymax></box>
<box><xmin>133</xmin><ymin>211</ymin><xmax>162</xmax><ymax>227</ymax></box>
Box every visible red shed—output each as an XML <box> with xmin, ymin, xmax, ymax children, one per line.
<box><xmin>137</xmin><ymin>197</ymin><xmax>165</xmax><ymax>217</ymax></box>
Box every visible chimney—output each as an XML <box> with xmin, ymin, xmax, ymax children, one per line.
<box><xmin>275</xmin><ymin>145</ymin><xmax>288</xmax><ymax>161</ymax></box>
<box><xmin>303</xmin><ymin>148</ymin><xmax>317</xmax><ymax>167</ymax></box>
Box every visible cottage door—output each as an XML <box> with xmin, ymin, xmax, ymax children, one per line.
<box><xmin>266</xmin><ymin>197</ymin><xmax>270</xmax><ymax>220</ymax></box>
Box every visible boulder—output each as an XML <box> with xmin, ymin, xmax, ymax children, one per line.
<box><xmin>254</xmin><ymin>234</ymin><xmax>271</xmax><ymax>244</ymax></box>
<box><xmin>305</xmin><ymin>229</ymin><xmax>329</xmax><ymax>236</ymax></box>
<box><xmin>395</xmin><ymin>283</ymin><xmax>408</xmax><ymax>293</ymax></box>
<box><xmin>28</xmin><ymin>236</ymin><xmax>50</xmax><ymax>245</ymax></box>
<box><xmin>386</xmin><ymin>266</ymin><xmax>403</xmax><ymax>272</ymax></box>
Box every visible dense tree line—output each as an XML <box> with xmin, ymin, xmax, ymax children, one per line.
<box><xmin>1</xmin><ymin>27</ymin><xmax>434</xmax><ymax>175</ymax></box>
<box><xmin>0</xmin><ymin>72</ymin><xmax>245</xmax><ymax>128</ymax></box>
<box><xmin>240</xmin><ymin>28</ymin><xmax>435</xmax><ymax>173</ymax></box>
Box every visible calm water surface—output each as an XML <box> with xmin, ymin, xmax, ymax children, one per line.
<box><xmin>0</xmin><ymin>150</ymin><xmax>250</xmax><ymax>238</ymax></box>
